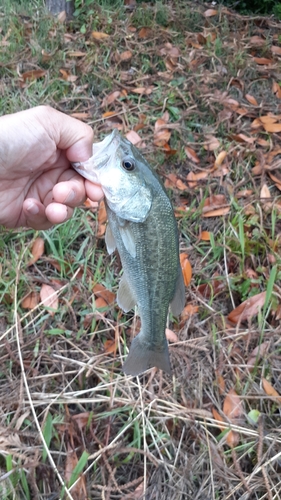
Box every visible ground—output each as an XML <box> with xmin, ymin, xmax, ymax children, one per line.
<box><xmin>1</xmin><ymin>1</ymin><xmax>281</xmax><ymax>499</ymax></box>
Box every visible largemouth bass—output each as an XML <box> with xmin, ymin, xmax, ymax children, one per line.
<box><xmin>72</xmin><ymin>130</ymin><xmax>185</xmax><ymax>376</ymax></box>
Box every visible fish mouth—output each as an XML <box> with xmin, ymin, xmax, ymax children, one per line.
<box><xmin>72</xmin><ymin>129</ymin><xmax>120</xmax><ymax>179</ymax></box>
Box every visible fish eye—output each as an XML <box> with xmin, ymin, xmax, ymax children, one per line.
<box><xmin>122</xmin><ymin>157</ymin><xmax>135</xmax><ymax>171</ymax></box>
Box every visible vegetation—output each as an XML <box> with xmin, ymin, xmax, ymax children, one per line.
<box><xmin>1</xmin><ymin>1</ymin><xmax>281</xmax><ymax>499</ymax></box>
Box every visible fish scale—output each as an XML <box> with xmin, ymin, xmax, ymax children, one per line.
<box><xmin>72</xmin><ymin>130</ymin><xmax>185</xmax><ymax>376</ymax></box>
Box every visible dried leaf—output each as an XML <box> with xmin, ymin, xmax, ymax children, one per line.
<box><xmin>184</xmin><ymin>146</ymin><xmax>200</xmax><ymax>163</ymax></box>
<box><xmin>232</xmin><ymin>133</ymin><xmax>255</xmax><ymax>144</ymax></box>
<box><xmin>64</xmin><ymin>445</ymin><xmax>87</xmax><ymax>500</ymax></box>
<box><xmin>131</xmin><ymin>86</ymin><xmax>154</xmax><ymax>95</ymax></box>
<box><xmin>138</xmin><ymin>27</ymin><xmax>152</xmax><ymax>38</ymax></box>
<box><xmin>40</xmin><ymin>284</ymin><xmax>58</xmax><ymax>316</ymax></box>
<box><xmin>212</xmin><ymin>408</ymin><xmax>225</xmax><ymax>431</ymax></box>
<box><xmin>21</xmin><ymin>291</ymin><xmax>40</xmax><ymax>310</ymax></box>
<box><xmin>226</xmin><ymin>430</ymin><xmax>240</xmax><ymax>448</ymax></box>
<box><xmin>186</xmin><ymin>171</ymin><xmax>209</xmax><ymax>188</ymax></box>
<box><xmin>104</xmin><ymin>339</ymin><xmax>117</xmax><ymax>354</ymax></box>
<box><xmin>180</xmin><ymin>253</ymin><xmax>192</xmax><ymax>286</ymax></box>
<box><xmin>259</xmin><ymin>115</ymin><xmax>279</xmax><ymax>124</ymax></box>
<box><xmin>203</xmin><ymin>135</ymin><xmax>220</xmax><ymax>151</ymax></box>
<box><xmin>101</xmin><ymin>91</ymin><xmax>120</xmax><ymax>107</ymax></box>
<box><xmin>21</xmin><ymin>69</ymin><xmax>46</xmax><ymax>81</ymax></box>
<box><xmin>215</xmin><ymin>151</ymin><xmax>227</xmax><ymax>167</ymax></box>
<box><xmin>249</xmin><ymin>35</ymin><xmax>266</xmax><ymax>47</ymax></box>
<box><xmin>95</xmin><ymin>296</ymin><xmax>108</xmax><ymax>309</ymax></box>
<box><xmin>268</xmin><ymin>172</ymin><xmax>281</xmax><ymax>191</ymax></box>
<box><xmin>260</xmin><ymin>184</ymin><xmax>271</xmax><ymax>199</ymax></box>
<box><xmin>202</xmin><ymin>194</ymin><xmax>230</xmax><ymax>217</ymax></box>
<box><xmin>98</xmin><ymin>200</ymin><xmax>107</xmax><ymax>224</ymax></box>
<box><xmin>271</xmin><ymin>45</ymin><xmax>281</xmax><ymax>56</ymax></box>
<box><xmin>165</xmin><ymin>328</ymin><xmax>178</xmax><ymax>343</ymax></box>
<box><xmin>93</xmin><ymin>283</ymin><xmax>115</xmax><ymax>305</ymax></box>
<box><xmin>200</xmin><ymin>230</ymin><xmax>211</xmax><ymax>241</ymax></box>
<box><xmin>92</xmin><ymin>31</ymin><xmax>110</xmax><ymax>40</ymax></box>
<box><xmin>228</xmin><ymin>291</ymin><xmax>266</xmax><ymax>323</ymax></box>
<box><xmin>223</xmin><ymin>389</ymin><xmax>243</xmax><ymax>420</ymax></box>
<box><xmin>272</xmin><ymin>81</ymin><xmax>281</xmax><ymax>99</ymax></box>
<box><xmin>245</xmin><ymin>94</ymin><xmax>258</xmax><ymax>106</ymax></box>
<box><xmin>263</xmin><ymin>123</ymin><xmax>281</xmax><ymax>133</ymax></box>
<box><xmin>27</xmin><ymin>237</ymin><xmax>45</xmax><ymax>266</ymax></box>
<box><xmin>125</xmin><ymin>130</ymin><xmax>143</xmax><ymax>146</ymax></box>
<box><xmin>70</xmin><ymin>112</ymin><xmax>90</xmax><ymax>120</ymax></box>
<box><xmin>253</xmin><ymin>57</ymin><xmax>273</xmax><ymax>65</ymax></box>
<box><xmin>120</xmin><ymin>50</ymin><xmax>133</xmax><ymax>61</ymax></box>
<box><xmin>262</xmin><ymin>378</ymin><xmax>281</xmax><ymax>402</ymax></box>
<box><xmin>204</xmin><ymin>9</ymin><xmax>218</xmax><ymax>17</ymax></box>
<box><xmin>181</xmin><ymin>304</ymin><xmax>199</xmax><ymax>321</ymax></box>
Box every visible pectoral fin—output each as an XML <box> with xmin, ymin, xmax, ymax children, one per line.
<box><xmin>170</xmin><ymin>266</ymin><xmax>185</xmax><ymax>316</ymax></box>
<box><xmin>119</xmin><ymin>224</ymin><xmax>136</xmax><ymax>258</ymax></box>
<box><xmin>105</xmin><ymin>224</ymin><xmax>116</xmax><ymax>254</ymax></box>
<box><xmin>117</xmin><ymin>274</ymin><xmax>137</xmax><ymax>312</ymax></box>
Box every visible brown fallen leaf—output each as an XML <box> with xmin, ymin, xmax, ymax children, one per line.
<box><xmin>21</xmin><ymin>291</ymin><xmax>40</xmax><ymax>310</ymax></box>
<box><xmin>253</xmin><ymin>57</ymin><xmax>273</xmax><ymax>65</ymax></box>
<box><xmin>40</xmin><ymin>284</ymin><xmax>58</xmax><ymax>316</ymax></box>
<box><xmin>212</xmin><ymin>407</ymin><xmax>225</xmax><ymax>431</ymax></box>
<box><xmin>204</xmin><ymin>8</ymin><xmax>218</xmax><ymax>17</ymax></box>
<box><xmin>223</xmin><ymin>389</ymin><xmax>243</xmax><ymax>419</ymax></box>
<box><xmin>131</xmin><ymin>86</ymin><xmax>154</xmax><ymax>95</ymax></box>
<box><xmin>119</xmin><ymin>50</ymin><xmax>133</xmax><ymax>61</ymax></box>
<box><xmin>125</xmin><ymin>130</ymin><xmax>143</xmax><ymax>146</ymax></box>
<box><xmin>202</xmin><ymin>194</ymin><xmax>230</xmax><ymax>217</ymax></box>
<box><xmin>263</xmin><ymin>123</ymin><xmax>281</xmax><ymax>133</ymax></box>
<box><xmin>245</xmin><ymin>94</ymin><xmax>258</xmax><ymax>106</ymax></box>
<box><xmin>64</xmin><ymin>445</ymin><xmax>87</xmax><ymax>500</ymax></box>
<box><xmin>259</xmin><ymin>115</ymin><xmax>279</xmax><ymax>124</ymax></box>
<box><xmin>200</xmin><ymin>230</ymin><xmax>211</xmax><ymax>241</ymax></box>
<box><xmin>92</xmin><ymin>31</ymin><xmax>110</xmax><ymax>40</ymax></box>
<box><xmin>101</xmin><ymin>90</ymin><xmax>120</xmax><ymax>107</ymax></box>
<box><xmin>262</xmin><ymin>378</ymin><xmax>281</xmax><ymax>403</ymax></box>
<box><xmin>260</xmin><ymin>184</ymin><xmax>271</xmax><ymax>199</ymax></box>
<box><xmin>203</xmin><ymin>135</ymin><xmax>220</xmax><ymax>151</ymax></box>
<box><xmin>21</xmin><ymin>69</ymin><xmax>46</xmax><ymax>81</ymax></box>
<box><xmin>104</xmin><ymin>339</ymin><xmax>117</xmax><ymax>354</ymax></box>
<box><xmin>180</xmin><ymin>253</ymin><xmax>192</xmax><ymax>286</ymax></box>
<box><xmin>181</xmin><ymin>304</ymin><xmax>198</xmax><ymax>321</ymax></box>
<box><xmin>93</xmin><ymin>283</ymin><xmax>115</xmax><ymax>305</ymax></box>
<box><xmin>268</xmin><ymin>172</ymin><xmax>281</xmax><ymax>191</ymax></box>
<box><xmin>184</xmin><ymin>146</ymin><xmax>200</xmax><ymax>163</ymax></box>
<box><xmin>165</xmin><ymin>328</ymin><xmax>178</xmax><ymax>343</ymax></box>
<box><xmin>215</xmin><ymin>151</ymin><xmax>227</xmax><ymax>167</ymax></box>
<box><xmin>272</xmin><ymin>81</ymin><xmax>281</xmax><ymax>99</ymax></box>
<box><xmin>271</xmin><ymin>45</ymin><xmax>281</xmax><ymax>56</ymax></box>
<box><xmin>138</xmin><ymin>27</ymin><xmax>152</xmax><ymax>38</ymax></box>
<box><xmin>186</xmin><ymin>171</ymin><xmax>209</xmax><ymax>188</ymax></box>
<box><xmin>228</xmin><ymin>291</ymin><xmax>266</xmax><ymax>324</ymax></box>
<box><xmin>27</xmin><ymin>237</ymin><xmax>45</xmax><ymax>266</ymax></box>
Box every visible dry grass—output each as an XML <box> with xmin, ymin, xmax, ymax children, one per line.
<box><xmin>1</xmin><ymin>1</ymin><xmax>281</xmax><ymax>499</ymax></box>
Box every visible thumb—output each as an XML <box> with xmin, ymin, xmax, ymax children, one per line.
<box><xmin>36</xmin><ymin>106</ymin><xmax>94</xmax><ymax>162</ymax></box>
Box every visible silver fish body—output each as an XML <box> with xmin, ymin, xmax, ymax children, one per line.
<box><xmin>72</xmin><ymin>130</ymin><xmax>185</xmax><ymax>376</ymax></box>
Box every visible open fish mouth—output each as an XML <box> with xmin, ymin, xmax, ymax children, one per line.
<box><xmin>71</xmin><ymin>129</ymin><xmax>120</xmax><ymax>179</ymax></box>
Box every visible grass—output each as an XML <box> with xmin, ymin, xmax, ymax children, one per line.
<box><xmin>1</xmin><ymin>0</ymin><xmax>281</xmax><ymax>499</ymax></box>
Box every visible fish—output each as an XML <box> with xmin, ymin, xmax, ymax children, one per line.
<box><xmin>72</xmin><ymin>129</ymin><xmax>185</xmax><ymax>376</ymax></box>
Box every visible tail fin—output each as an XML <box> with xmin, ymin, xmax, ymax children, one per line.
<box><xmin>123</xmin><ymin>334</ymin><xmax>171</xmax><ymax>376</ymax></box>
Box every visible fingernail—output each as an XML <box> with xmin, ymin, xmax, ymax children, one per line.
<box><xmin>65</xmin><ymin>189</ymin><xmax>75</xmax><ymax>203</ymax></box>
<box><xmin>26</xmin><ymin>202</ymin><xmax>39</xmax><ymax>215</ymax></box>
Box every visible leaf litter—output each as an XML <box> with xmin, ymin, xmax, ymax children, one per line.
<box><xmin>1</xmin><ymin>1</ymin><xmax>281</xmax><ymax>499</ymax></box>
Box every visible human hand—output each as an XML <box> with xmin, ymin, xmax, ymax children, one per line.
<box><xmin>0</xmin><ymin>106</ymin><xmax>104</xmax><ymax>229</ymax></box>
